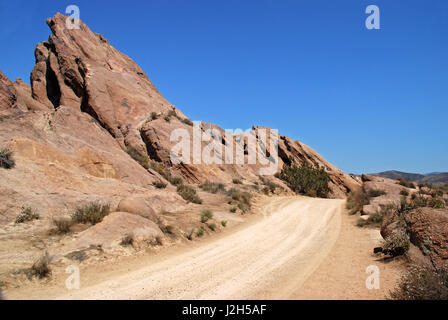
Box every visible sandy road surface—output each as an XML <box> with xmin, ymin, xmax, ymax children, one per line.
<box><xmin>56</xmin><ymin>196</ymin><xmax>343</xmax><ymax>300</ymax></box>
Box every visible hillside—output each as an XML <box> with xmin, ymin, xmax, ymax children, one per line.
<box><xmin>372</xmin><ymin>170</ymin><xmax>448</xmax><ymax>184</ymax></box>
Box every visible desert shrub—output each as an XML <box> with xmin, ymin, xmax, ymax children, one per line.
<box><xmin>167</xmin><ymin>175</ymin><xmax>183</xmax><ymax>186</ymax></box>
<box><xmin>229</xmin><ymin>207</ymin><xmax>237</xmax><ymax>213</ymax></box>
<box><xmin>390</xmin><ymin>266</ymin><xmax>448</xmax><ymax>300</ymax></box>
<box><xmin>221</xmin><ymin>220</ymin><xmax>228</xmax><ymax>227</ymax></box>
<box><xmin>421</xmin><ymin>236</ymin><xmax>433</xmax><ymax>255</ymax></box>
<box><xmin>228</xmin><ymin>189</ymin><xmax>252</xmax><ymax>213</ymax></box>
<box><xmin>182</xmin><ymin>118</ymin><xmax>193</xmax><ymax>126</ymax></box>
<box><xmin>237</xmin><ymin>202</ymin><xmax>249</xmax><ymax>214</ymax></box>
<box><xmin>120</xmin><ymin>233</ymin><xmax>134</xmax><ymax>246</ymax></box>
<box><xmin>410</xmin><ymin>194</ymin><xmax>427</xmax><ymax>208</ymax></box>
<box><xmin>0</xmin><ymin>148</ymin><xmax>15</xmax><ymax>169</ymax></box>
<box><xmin>197</xmin><ymin>227</ymin><xmax>204</xmax><ymax>237</ymax></box>
<box><xmin>15</xmin><ymin>206</ymin><xmax>39</xmax><ymax>224</ymax></box>
<box><xmin>163</xmin><ymin>115</ymin><xmax>170</xmax><ymax>122</ymax></box>
<box><xmin>381</xmin><ymin>232</ymin><xmax>410</xmax><ymax>256</ymax></box>
<box><xmin>279</xmin><ymin>163</ymin><xmax>330</xmax><ymax>198</ymax></box>
<box><xmin>357</xmin><ymin>219</ymin><xmax>368</xmax><ymax>228</ymax></box>
<box><xmin>208</xmin><ymin>223</ymin><xmax>217</xmax><ymax>231</ymax></box>
<box><xmin>70</xmin><ymin>201</ymin><xmax>111</xmax><ymax>225</ymax></box>
<box><xmin>126</xmin><ymin>146</ymin><xmax>149</xmax><ymax>169</ymax></box>
<box><xmin>346</xmin><ymin>188</ymin><xmax>370</xmax><ymax>215</ymax></box>
<box><xmin>398</xmin><ymin>179</ymin><xmax>416</xmax><ymax>189</ymax></box>
<box><xmin>187</xmin><ymin>228</ymin><xmax>194</xmax><ymax>240</ymax></box>
<box><xmin>232</xmin><ymin>178</ymin><xmax>242</xmax><ymax>185</ymax></box>
<box><xmin>29</xmin><ymin>252</ymin><xmax>51</xmax><ymax>279</ymax></box>
<box><xmin>368</xmin><ymin>212</ymin><xmax>384</xmax><ymax>224</ymax></box>
<box><xmin>177</xmin><ymin>185</ymin><xmax>202</xmax><ymax>204</ymax></box>
<box><xmin>260</xmin><ymin>178</ymin><xmax>281</xmax><ymax>194</ymax></box>
<box><xmin>199</xmin><ymin>181</ymin><xmax>225</xmax><ymax>194</ymax></box>
<box><xmin>200</xmin><ymin>209</ymin><xmax>213</xmax><ymax>223</ymax></box>
<box><xmin>428</xmin><ymin>197</ymin><xmax>446</xmax><ymax>209</ymax></box>
<box><xmin>52</xmin><ymin>217</ymin><xmax>72</xmax><ymax>234</ymax></box>
<box><xmin>400</xmin><ymin>189</ymin><xmax>410</xmax><ymax>196</ymax></box>
<box><xmin>368</xmin><ymin>189</ymin><xmax>387</xmax><ymax>198</ymax></box>
<box><xmin>152</xmin><ymin>181</ymin><xmax>167</xmax><ymax>189</ymax></box>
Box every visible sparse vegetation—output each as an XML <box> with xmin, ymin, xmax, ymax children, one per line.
<box><xmin>232</xmin><ymin>178</ymin><xmax>242</xmax><ymax>185</ymax></box>
<box><xmin>390</xmin><ymin>266</ymin><xmax>448</xmax><ymax>300</ymax></box>
<box><xmin>221</xmin><ymin>220</ymin><xmax>228</xmax><ymax>227</ymax></box>
<box><xmin>346</xmin><ymin>188</ymin><xmax>370</xmax><ymax>215</ymax></box>
<box><xmin>367</xmin><ymin>189</ymin><xmax>387</xmax><ymax>198</ymax></box>
<box><xmin>187</xmin><ymin>228</ymin><xmax>194</xmax><ymax>240</ymax></box>
<box><xmin>0</xmin><ymin>148</ymin><xmax>15</xmax><ymax>169</ymax></box>
<box><xmin>52</xmin><ymin>217</ymin><xmax>73</xmax><ymax>234</ymax></box>
<box><xmin>120</xmin><ymin>233</ymin><xmax>134</xmax><ymax>246</ymax></box>
<box><xmin>228</xmin><ymin>189</ymin><xmax>251</xmax><ymax>213</ymax></box>
<box><xmin>200</xmin><ymin>209</ymin><xmax>213</xmax><ymax>223</ymax></box>
<box><xmin>28</xmin><ymin>252</ymin><xmax>51</xmax><ymax>279</ymax></box>
<box><xmin>70</xmin><ymin>201</ymin><xmax>111</xmax><ymax>225</ymax></box>
<box><xmin>279</xmin><ymin>162</ymin><xmax>330</xmax><ymax>198</ymax></box>
<box><xmin>126</xmin><ymin>146</ymin><xmax>149</xmax><ymax>169</ymax></box>
<box><xmin>428</xmin><ymin>197</ymin><xmax>446</xmax><ymax>209</ymax></box>
<box><xmin>15</xmin><ymin>206</ymin><xmax>39</xmax><ymax>224</ymax></box>
<box><xmin>197</xmin><ymin>227</ymin><xmax>204</xmax><ymax>237</ymax></box>
<box><xmin>397</xmin><ymin>179</ymin><xmax>416</xmax><ymax>189</ymax></box>
<box><xmin>400</xmin><ymin>189</ymin><xmax>410</xmax><ymax>196</ymax></box>
<box><xmin>230</xmin><ymin>207</ymin><xmax>237</xmax><ymax>213</ymax></box>
<box><xmin>177</xmin><ymin>184</ymin><xmax>202</xmax><ymax>204</ymax></box>
<box><xmin>260</xmin><ymin>178</ymin><xmax>281</xmax><ymax>195</ymax></box>
<box><xmin>152</xmin><ymin>181</ymin><xmax>167</xmax><ymax>189</ymax></box>
<box><xmin>199</xmin><ymin>180</ymin><xmax>225</xmax><ymax>194</ymax></box>
<box><xmin>208</xmin><ymin>223</ymin><xmax>217</xmax><ymax>231</ymax></box>
<box><xmin>381</xmin><ymin>231</ymin><xmax>410</xmax><ymax>257</ymax></box>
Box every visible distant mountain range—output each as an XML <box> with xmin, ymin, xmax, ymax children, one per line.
<box><xmin>372</xmin><ymin>170</ymin><xmax>448</xmax><ymax>184</ymax></box>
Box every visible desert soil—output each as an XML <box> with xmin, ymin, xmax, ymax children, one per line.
<box><xmin>5</xmin><ymin>196</ymin><xmax>404</xmax><ymax>300</ymax></box>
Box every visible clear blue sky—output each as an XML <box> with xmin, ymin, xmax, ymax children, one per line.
<box><xmin>1</xmin><ymin>0</ymin><xmax>447</xmax><ymax>174</ymax></box>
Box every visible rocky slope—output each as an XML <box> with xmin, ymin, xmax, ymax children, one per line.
<box><xmin>0</xmin><ymin>13</ymin><xmax>361</xmax><ymax>283</ymax></box>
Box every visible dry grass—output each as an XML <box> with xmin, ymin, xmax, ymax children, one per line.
<box><xmin>52</xmin><ymin>217</ymin><xmax>73</xmax><ymax>234</ymax></box>
<box><xmin>28</xmin><ymin>252</ymin><xmax>52</xmax><ymax>279</ymax></box>
<box><xmin>177</xmin><ymin>185</ymin><xmax>202</xmax><ymax>204</ymax></box>
<box><xmin>15</xmin><ymin>206</ymin><xmax>39</xmax><ymax>224</ymax></box>
<box><xmin>70</xmin><ymin>201</ymin><xmax>111</xmax><ymax>225</ymax></box>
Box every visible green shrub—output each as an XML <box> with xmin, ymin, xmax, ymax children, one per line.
<box><xmin>381</xmin><ymin>232</ymin><xmax>410</xmax><ymax>256</ymax></box>
<box><xmin>71</xmin><ymin>201</ymin><xmax>111</xmax><ymax>225</ymax></box>
<box><xmin>260</xmin><ymin>178</ymin><xmax>281</xmax><ymax>194</ymax></box>
<box><xmin>228</xmin><ymin>189</ymin><xmax>252</xmax><ymax>213</ymax></box>
<box><xmin>428</xmin><ymin>197</ymin><xmax>446</xmax><ymax>209</ymax></box>
<box><xmin>52</xmin><ymin>217</ymin><xmax>72</xmax><ymax>234</ymax></box>
<box><xmin>0</xmin><ymin>148</ymin><xmax>15</xmax><ymax>169</ymax></box>
<box><xmin>200</xmin><ymin>209</ymin><xmax>213</xmax><ymax>223</ymax></box>
<box><xmin>197</xmin><ymin>227</ymin><xmax>204</xmax><ymax>237</ymax></box>
<box><xmin>279</xmin><ymin>162</ymin><xmax>330</xmax><ymax>198</ymax></box>
<box><xmin>221</xmin><ymin>220</ymin><xmax>228</xmax><ymax>227</ymax></box>
<box><xmin>357</xmin><ymin>219</ymin><xmax>367</xmax><ymax>228</ymax></box>
<box><xmin>400</xmin><ymin>189</ymin><xmax>410</xmax><ymax>196</ymax></box>
<box><xmin>346</xmin><ymin>188</ymin><xmax>370</xmax><ymax>214</ymax></box>
<box><xmin>232</xmin><ymin>178</ymin><xmax>242</xmax><ymax>185</ymax></box>
<box><xmin>208</xmin><ymin>223</ymin><xmax>217</xmax><ymax>231</ymax></box>
<box><xmin>177</xmin><ymin>185</ymin><xmax>202</xmax><ymax>204</ymax></box>
<box><xmin>199</xmin><ymin>181</ymin><xmax>225</xmax><ymax>194</ymax></box>
<box><xmin>390</xmin><ymin>266</ymin><xmax>448</xmax><ymax>300</ymax></box>
<box><xmin>126</xmin><ymin>146</ymin><xmax>149</xmax><ymax>169</ymax></box>
<box><xmin>15</xmin><ymin>206</ymin><xmax>39</xmax><ymax>224</ymax></box>
<box><xmin>368</xmin><ymin>189</ymin><xmax>387</xmax><ymax>198</ymax></box>
<box><xmin>28</xmin><ymin>252</ymin><xmax>51</xmax><ymax>279</ymax></box>
<box><xmin>152</xmin><ymin>181</ymin><xmax>167</xmax><ymax>189</ymax></box>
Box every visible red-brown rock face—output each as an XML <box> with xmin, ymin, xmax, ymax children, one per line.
<box><xmin>0</xmin><ymin>11</ymin><xmax>360</xmax><ymax>219</ymax></box>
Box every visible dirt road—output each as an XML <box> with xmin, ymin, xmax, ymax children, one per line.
<box><xmin>56</xmin><ymin>196</ymin><xmax>345</xmax><ymax>300</ymax></box>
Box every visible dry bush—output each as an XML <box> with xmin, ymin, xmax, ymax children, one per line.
<box><xmin>368</xmin><ymin>189</ymin><xmax>387</xmax><ymax>198</ymax></box>
<box><xmin>0</xmin><ymin>148</ymin><xmax>15</xmax><ymax>169</ymax></box>
<box><xmin>15</xmin><ymin>206</ymin><xmax>39</xmax><ymax>224</ymax></box>
<box><xmin>152</xmin><ymin>181</ymin><xmax>167</xmax><ymax>189</ymax></box>
<box><xmin>177</xmin><ymin>185</ymin><xmax>202</xmax><ymax>204</ymax></box>
<box><xmin>400</xmin><ymin>189</ymin><xmax>410</xmax><ymax>196</ymax></box>
<box><xmin>120</xmin><ymin>233</ymin><xmax>134</xmax><ymax>246</ymax></box>
<box><xmin>232</xmin><ymin>178</ymin><xmax>242</xmax><ymax>184</ymax></box>
<box><xmin>346</xmin><ymin>188</ymin><xmax>370</xmax><ymax>214</ymax></box>
<box><xmin>208</xmin><ymin>223</ymin><xmax>217</xmax><ymax>231</ymax></box>
<box><xmin>390</xmin><ymin>266</ymin><xmax>448</xmax><ymax>300</ymax></box>
<box><xmin>52</xmin><ymin>217</ymin><xmax>73</xmax><ymax>234</ymax></box>
<box><xmin>29</xmin><ymin>252</ymin><xmax>51</xmax><ymax>279</ymax></box>
<box><xmin>71</xmin><ymin>201</ymin><xmax>111</xmax><ymax>225</ymax></box>
<box><xmin>126</xmin><ymin>146</ymin><xmax>149</xmax><ymax>169</ymax></box>
<box><xmin>381</xmin><ymin>231</ymin><xmax>410</xmax><ymax>256</ymax></box>
<box><xmin>199</xmin><ymin>181</ymin><xmax>225</xmax><ymax>194</ymax></box>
